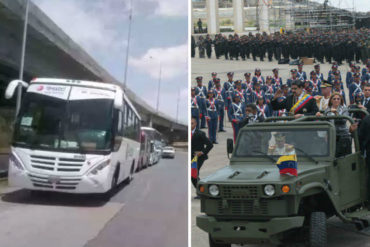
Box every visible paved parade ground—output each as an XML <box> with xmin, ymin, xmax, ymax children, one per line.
<box><xmin>191</xmin><ymin>54</ymin><xmax>370</xmax><ymax>247</ymax></box>
<box><xmin>0</xmin><ymin>151</ymin><xmax>187</xmax><ymax>247</ymax></box>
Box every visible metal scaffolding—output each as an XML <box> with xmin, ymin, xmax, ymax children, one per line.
<box><xmin>192</xmin><ymin>0</ymin><xmax>359</xmax><ymax>34</ymax></box>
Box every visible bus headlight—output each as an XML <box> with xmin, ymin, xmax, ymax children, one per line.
<box><xmin>264</xmin><ymin>184</ymin><xmax>275</xmax><ymax>196</ymax></box>
<box><xmin>209</xmin><ymin>184</ymin><xmax>220</xmax><ymax>197</ymax></box>
<box><xmin>89</xmin><ymin>159</ymin><xmax>110</xmax><ymax>175</ymax></box>
<box><xmin>9</xmin><ymin>153</ymin><xmax>24</xmax><ymax>170</ymax></box>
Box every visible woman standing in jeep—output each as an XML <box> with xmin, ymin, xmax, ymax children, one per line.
<box><xmin>320</xmin><ymin>93</ymin><xmax>358</xmax><ymax>157</ymax></box>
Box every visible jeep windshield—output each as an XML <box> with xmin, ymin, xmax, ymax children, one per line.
<box><xmin>13</xmin><ymin>92</ymin><xmax>113</xmax><ymax>154</ymax></box>
<box><xmin>235</xmin><ymin>128</ymin><xmax>330</xmax><ymax>158</ymax></box>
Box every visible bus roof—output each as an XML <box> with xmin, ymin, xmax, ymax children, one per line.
<box><xmin>30</xmin><ymin>78</ymin><xmax>141</xmax><ymax>121</ymax></box>
<box><xmin>141</xmin><ymin>127</ymin><xmax>162</xmax><ymax>134</ymax></box>
<box><xmin>30</xmin><ymin>78</ymin><xmax>118</xmax><ymax>92</ymax></box>
<box><xmin>141</xmin><ymin>127</ymin><xmax>157</xmax><ymax>131</ymax></box>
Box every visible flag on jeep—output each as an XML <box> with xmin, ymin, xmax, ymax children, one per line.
<box><xmin>191</xmin><ymin>156</ymin><xmax>198</xmax><ymax>179</ymax></box>
<box><xmin>276</xmin><ymin>154</ymin><xmax>298</xmax><ymax>176</ymax></box>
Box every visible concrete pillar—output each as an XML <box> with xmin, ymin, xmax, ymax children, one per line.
<box><xmin>148</xmin><ymin>115</ymin><xmax>153</xmax><ymax>127</ymax></box>
<box><xmin>191</xmin><ymin>1</ymin><xmax>194</xmax><ymax>34</ymax></box>
<box><xmin>233</xmin><ymin>0</ymin><xmax>245</xmax><ymax>33</ymax></box>
<box><xmin>206</xmin><ymin>0</ymin><xmax>219</xmax><ymax>34</ymax></box>
<box><xmin>258</xmin><ymin>0</ymin><xmax>269</xmax><ymax>32</ymax></box>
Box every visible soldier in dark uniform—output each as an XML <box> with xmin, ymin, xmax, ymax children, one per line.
<box><xmin>205</xmin><ymin>90</ymin><xmax>219</xmax><ymax>144</ymax></box>
<box><xmin>328</xmin><ymin>63</ymin><xmax>341</xmax><ymax>83</ymax></box>
<box><xmin>346</xmin><ymin>63</ymin><xmax>356</xmax><ymax>88</ymax></box>
<box><xmin>282</xmin><ymin>37</ymin><xmax>290</xmax><ymax>60</ymax></box>
<box><xmin>258</xmin><ymin>35</ymin><xmax>266</xmax><ymax>61</ymax></box>
<box><xmin>272</xmin><ymin>68</ymin><xmax>283</xmax><ymax>88</ymax></box>
<box><xmin>223</xmin><ymin>72</ymin><xmax>235</xmax><ymax>116</ymax></box>
<box><xmin>317</xmin><ymin>40</ymin><xmax>325</xmax><ymax>63</ymax></box>
<box><xmin>349</xmin><ymin>73</ymin><xmax>363</xmax><ymax>104</ymax></box>
<box><xmin>191</xmin><ymin>87</ymin><xmax>201</xmax><ymax>129</ymax></box>
<box><xmin>275</xmin><ymin>35</ymin><xmax>282</xmax><ymax>61</ymax></box>
<box><xmin>251</xmin><ymin>36</ymin><xmax>258</xmax><ymax>61</ymax></box>
<box><xmin>297</xmin><ymin>63</ymin><xmax>307</xmax><ymax>81</ymax></box>
<box><xmin>191</xmin><ymin>36</ymin><xmax>195</xmax><ymax>58</ymax></box>
<box><xmin>263</xmin><ymin>76</ymin><xmax>276</xmax><ymax>105</ymax></box>
<box><xmin>245</xmin><ymin>34</ymin><xmax>252</xmax><ymax>59</ymax></box>
<box><xmin>213</xmin><ymin>78</ymin><xmax>226</xmax><ymax>132</ymax></box>
<box><xmin>324</xmin><ymin>39</ymin><xmax>332</xmax><ymax>63</ymax></box>
<box><xmin>266</xmin><ymin>35</ymin><xmax>274</xmax><ymax>62</ymax></box>
<box><xmin>234</xmin><ymin>34</ymin><xmax>241</xmax><ymax>61</ymax></box>
<box><xmin>208</xmin><ymin>72</ymin><xmax>217</xmax><ymax>90</ymax></box>
<box><xmin>228</xmin><ymin>94</ymin><xmax>245</xmax><ymax>143</ymax></box>
<box><xmin>239</xmin><ymin>35</ymin><xmax>247</xmax><ymax>61</ymax></box>
<box><xmin>271</xmin><ymin>80</ymin><xmax>319</xmax><ymax>118</ymax></box>
<box><xmin>195</xmin><ymin>76</ymin><xmax>207</xmax><ymax>128</ymax></box>
<box><xmin>227</xmin><ymin>35</ymin><xmax>234</xmax><ymax>60</ymax></box>
<box><xmin>313</xmin><ymin>64</ymin><xmax>324</xmax><ymax>81</ymax></box>
<box><xmin>197</xmin><ymin>36</ymin><xmax>205</xmax><ymax>58</ymax></box>
<box><xmin>222</xmin><ymin>35</ymin><xmax>229</xmax><ymax>60</ymax></box>
<box><xmin>286</xmin><ymin>69</ymin><xmax>298</xmax><ymax>88</ymax></box>
<box><xmin>205</xmin><ymin>34</ymin><xmax>213</xmax><ymax>59</ymax></box>
<box><xmin>214</xmin><ymin>34</ymin><xmax>221</xmax><ymax>59</ymax></box>
<box><xmin>197</xmin><ymin>18</ymin><xmax>203</xmax><ymax>33</ymax></box>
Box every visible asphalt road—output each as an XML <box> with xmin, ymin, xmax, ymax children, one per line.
<box><xmin>191</xmin><ymin>54</ymin><xmax>370</xmax><ymax>247</ymax></box>
<box><xmin>0</xmin><ymin>151</ymin><xmax>188</xmax><ymax>247</ymax></box>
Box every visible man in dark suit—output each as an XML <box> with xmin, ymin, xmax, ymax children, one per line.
<box><xmin>359</xmin><ymin>114</ymin><xmax>370</xmax><ymax>198</ymax></box>
<box><xmin>191</xmin><ymin>117</ymin><xmax>213</xmax><ymax>190</ymax></box>
<box><xmin>271</xmin><ymin>80</ymin><xmax>318</xmax><ymax>118</ymax></box>
<box><xmin>359</xmin><ymin>83</ymin><xmax>370</xmax><ymax>113</ymax></box>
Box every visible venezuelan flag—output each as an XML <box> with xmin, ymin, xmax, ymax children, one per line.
<box><xmin>276</xmin><ymin>155</ymin><xmax>298</xmax><ymax>176</ymax></box>
<box><xmin>191</xmin><ymin>156</ymin><xmax>198</xmax><ymax>179</ymax></box>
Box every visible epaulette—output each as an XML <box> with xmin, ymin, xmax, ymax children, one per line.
<box><xmin>268</xmin><ymin>145</ymin><xmax>276</xmax><ymax>154</ymax></box>
<box><xmin>315</xmin><ymin>95</ymin><xmax>322</xmax><ymax>104</ymax></box>
<box><xmin>285</xmin><ymin>144</ymin><xmax>294</xmax><ymax>152</ymax></box>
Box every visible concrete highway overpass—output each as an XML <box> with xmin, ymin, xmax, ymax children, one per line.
<box><xmin>0</xmin><ymin>0</ymin><xmax>187</xmax><ymax>147</ymax></box>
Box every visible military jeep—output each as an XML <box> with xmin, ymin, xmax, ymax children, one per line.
<box><xmin>196</xmin><ymin>113</ymin><xmax>370</xmax><ymax>247</ymax></box>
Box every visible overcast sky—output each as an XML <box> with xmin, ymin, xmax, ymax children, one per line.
<box><xmin>33</xmin><ymin>0</ymin><xmax>188</xmax><ymax>125</ymax></box>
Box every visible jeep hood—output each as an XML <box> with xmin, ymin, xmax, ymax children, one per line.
<box><xmin>200</xmin><ymin>162</ymin><xmax>328</xmax><ymax>184</ymax></box>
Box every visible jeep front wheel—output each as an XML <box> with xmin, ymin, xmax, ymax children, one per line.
<box><xmin>309</xmin><ymin>211</ymin><xmax>327</xmax><ymax>247</ymax></box>
<box><xmin>209</xmin><ymin>234</ymin><xmax>230</xmax><ymax>247</ymax></box>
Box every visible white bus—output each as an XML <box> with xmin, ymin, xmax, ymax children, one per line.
<box><xmin>4</xmin><ymin>78</ymin><xmax>141</xmax><ymax>196</ymax></box>
<box><xmin>140</xmin><ymin>127</ymin><xmax>163</xmax><ymax>166</ymax></box>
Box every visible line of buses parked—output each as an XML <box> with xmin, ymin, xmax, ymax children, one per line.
<box><xmin>4</xmin><ymin>78</ymin><xmax>165</xmax><ymax>198</ymax></box>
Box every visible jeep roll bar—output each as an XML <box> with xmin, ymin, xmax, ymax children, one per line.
<box><xmin>266</xmin><ymin>109</ymin><xmax>368</xmax><ymax>153</ymax></box>
<box><xmin>264</xmin><ymin>109</ymin><xmax>368</xmax><ymax>123</ymax></box>
<box><xmin>348</xmin><ymin>108</ymin><xmax>369</xmax><ymax>117</ymax></box>
<box><xmin>264</xmin><ymin>116</ymin><xmax>295</xmax><ymax>122</ymax></box>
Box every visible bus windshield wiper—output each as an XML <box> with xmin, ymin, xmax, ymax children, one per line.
<box><xmin>294</xmin><ymin>146</ymin><xmax>319</xmax><ymax>164</ymax></box>
<box><xmin>253</xmin><ymin>150</ymin><xmax>276</xmax><ymax>163</ymax></box>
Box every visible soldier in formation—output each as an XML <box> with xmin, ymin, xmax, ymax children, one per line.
<box><xmin>194</xmin><ymin>61</ymin><xmax>370</xmax><ymax>145</ymax></box>
<box><xmin>192</xmin><ymin>28</ymin><xmax>370</xmax><ymax>64</ymax></box>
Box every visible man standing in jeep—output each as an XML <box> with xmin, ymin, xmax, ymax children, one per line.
<box><xmin>271</xmin><ymin>80</ymin><xmax>319</xmax><ymax>118</ymax></box>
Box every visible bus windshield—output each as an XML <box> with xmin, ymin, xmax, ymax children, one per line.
<box><xmin>234</xmin><ymin>128</ymin><xmax>330</xmax><ymax>158</ymax></box>
<box><xmin>13</xmin><ymin>92</ymin><xmax>113</xmax><ymax>154</ymax></box>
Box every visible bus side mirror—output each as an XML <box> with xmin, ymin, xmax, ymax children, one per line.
<box><xmin>227</xmin><ymin>138</ymin><xmax>233</xmax><ymax>155</ymax></box>
<box><xmin>5</xmin><ymin>80</ymin><xmax>29</xmax><ymax>99</ymax></box>
<box><xmin>150</xmin><ymin>142</ymin><xmax>154</xmax><ymax>152</ymax></box>
<box><xmin>114</xmin><ymin>90</ymin><xmax>123</xmax><ymax>109</ymax></box>
<box><xmin>113</xmin><ymin>136</ymin><xmax>122</xmax><ymax>151</ymax></box>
